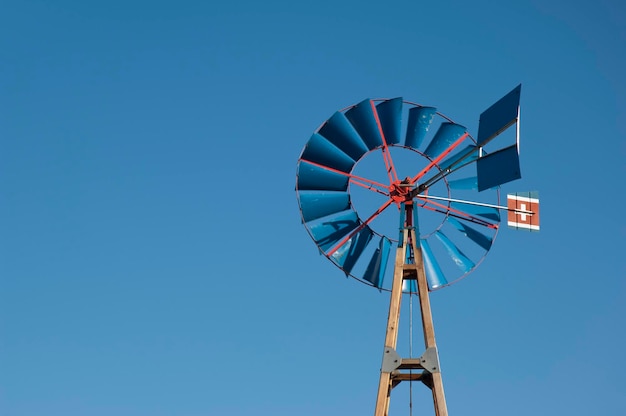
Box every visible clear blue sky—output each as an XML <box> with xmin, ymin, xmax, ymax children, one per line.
<box><xmin>1</xmin><ymin>1</ymin><xmax>624</xmax><ymax>415</ymax></box>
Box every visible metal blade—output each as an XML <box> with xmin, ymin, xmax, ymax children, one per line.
<box><xmin>446</xmin><ymin>217</ymin><xmax>493</xmax><ymax>251</ymax></box>
<box><xmin>318</xmin><ymin>111</ymin><xmax>370</xmax><ymax>161</ymax></box>
<box><xmin>331</xmin><ymin>226</ymin><xmax>374</xmax><ymax>274</ymax></box>
<box><xmin>299</xmin><ymin>192</ymin><xmax>350</xmax><ymax>222</ymax></box>
<box><xmin>301</xmin><ymin>133</ymin><xmax>356</xmax><ymax>173</ymax></box>
<box><xmin>405</xmin><ymin>106</ymin><xmax>437</xmax><ymax>149</ymax></box>
<box><xmin>449</xmin><ymin>176</ymin><xmax>478</xmax><ymax>190</ymax></box>
<box><xmin>345</xmin><ymin>99</ymin><xmax>383</xmax><ymax>150</ymax></box>
<box><xmin>420</xmin><ymin>239</ymin><xmax>448</xmax><ymax>290</ymax></box>
<box><xmin>297</xmin><ymin>161</ymin><xmax>349</xmax><ymax>191</ymax></box>
<box><xmin>450</xmin><ymin>201</ymin><xmax>501</xmax><ymax>222</ymax></box>
<box><xmin>308</xmin><ymin>211</ymin><xmax>360</xmax><ymax>252</ymax></box>
<box><xmin>403</xmin><ymin>279</ymin><xmax>417</xmax><ymax>293</ymax></box>
<box><xmin>439</xmin><ymin>145</ymin><xmax>479</xmax><ymax>172</ymax></box>
<box><xmin>363</xmin><ymin>237</ymin><xmax>391</xmax><ymax>288</ymax></box>
<box><xmin>375</xmin><ymin>97</ymin><xmax>403</xmax><ymax>145</ymax></box>
<box><xmin>423</xmin><ymin>122</ymin><xmax>467</xmax><ymax>159</ymax></box>
<box><xmin>434</xmin><ymin>231</ymin><xmax>475</xmax><ymax>273</ymax></box>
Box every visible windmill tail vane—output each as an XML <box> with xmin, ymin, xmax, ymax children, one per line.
<box><xmin>295</xmin><ymin>84</ymin><xmax>540</xmax><ymax>415</ymax></box>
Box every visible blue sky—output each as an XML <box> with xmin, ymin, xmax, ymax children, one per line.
<box><xmin>1</xmin><ymin>1</ymin><xmax>624</xmax><ymax>415</ymax></box>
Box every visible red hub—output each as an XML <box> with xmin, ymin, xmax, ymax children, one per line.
<box><xmin>389</xmin><ymin>178</ymin><xmax>413</xmax><ymax>204</ymax></box>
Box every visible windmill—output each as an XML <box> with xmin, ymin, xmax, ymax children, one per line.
<box><xmin>295</xmin><ymin>85</ymin><xmax>539</xmax><ymax>415</ymax></box>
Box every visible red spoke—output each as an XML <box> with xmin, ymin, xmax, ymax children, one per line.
<box><xmin>327</xmin><ymin>198</ymin><xmax>394</xmax><ymax>256</ymax></box>
<box><xmin>416</xmin><ymin>196</ymin><xmax>498</xmax><ymax>229</ymax></box>
<box><xmin>349</xmin><ymin>178</ymin><xmax>390</xmax><ymax>197</ymax></box>
<box><xmin>410</xmin><ymin>132</ymin><xmax>469</xmax><ymax>185</ymax></box>
<box><xmin>370</xmin><ymin>100</ymin><xmax>399</xmax><ymax>185</ymax></box>
<box><xmin>301</xmin><ymin>158</ymin><xmax>389</xmax><ymax>193</ymax></box>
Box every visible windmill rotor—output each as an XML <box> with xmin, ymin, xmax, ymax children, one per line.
<box><xmin>295</xmin><ymin>85</ymin><xmax>539</xmax><ymax>416</ymax></box>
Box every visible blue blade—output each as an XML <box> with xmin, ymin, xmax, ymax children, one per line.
<box><xmin>420</xmin><ymin>239</ymin><xmax>448</xmax><ymax>290</ymax></box>
<box><xmin>363</xmin><ymin>237</ymin><xmax>391</xmax><ymax>288</ymax></box>
<box><xmin>300</xmin><ymin>192</ymin><xmax>350</xmax><ymax>222</ymax></box>
<box><xmin>345</xmin><ymin>99</ymin><xmax>383</xmax><ymax>150</ymax></box>
<box><xmin>405</xmin><ymin>106</ymin><xmax>437</xmax><ymax>149</ymax></box>
<box><xmin>318</xmin><ymin>111</ymin><xmax>369</xmax><ymax>162</ymax></box>
<box><xmin>446</xmin><ymin>217</ymin><xmax>493</xmax><ymax>251</ymax></box>
<box><xmin>477</xmin><ymin>84</ymin><xmax>521</xmax><ymax>145</ymax></box>
<box><xmin>434</xmin><ymin>231</ymin><xmax>475</xmax><ymax>273</ymax></box>
<box><xmin>450</xmin><ymin>201</ymin><xmax>501</xmax><ymax>222</ymax></box>
<box><xmin>331</xmin><ymin>226</ymin><xmax>374</xmax><ymax>274</ymax></box>
<box><xmin>301</xmin><ymin>133</ymin><xmax>356</xmax><ymax>173</ymax></box>
<box><xmin>403</xmin><ymin>279</ymin><xmax>417</xmax><ymax>293</ymax></box>
<box><xmin>477</xmin><ymin>144</ymin><xmax>521</xmax><ymax>191</ymax></box>
<box><xmin>449</xmin><ymin>176</ymin><xmax>478</xmax><ymax>190</ymax></box>
<box><xmin>297</xmin><ymin>161</ymin><xmax>349</xmax><ymax>191</ymax></box>
<box><xmin>423</xmin><ymin>123</ymin><xmax>467</xmax><ymax>159</ymax></box>
<box><xmin>439</xmin><ymin>145</ymin><xmax>479</xmax><ymax>171</ymax></box>
<box><xmin>308</xmin><ymin>211</ymin><xmax>359</xmax><ymax>252</ymax></box>
<box><xmin>375</xmin><ymin>97</ymin><xmax>402</xmax><ymax>145</ymax></box>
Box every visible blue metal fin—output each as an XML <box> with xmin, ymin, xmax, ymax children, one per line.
<box><xmin>405</xmin><ymin>106</ymin><xmax>437</xmax><ymax>149</ymax></box>
<box><xmin>477</xmin><ymin>84</ymin><xmax>521</xmax><ymax>146</ymax></box>
<box><xmin>345</xmin><ymin>99</ymin><xmax>383</xmax><ymax>150</ymax></box>
<box><xmin>439</xmin><ymin>145</ymin><xmax>479</xmax><ymax>172</ymax></box>
<box><xmin>446</xmin><ymin>217</ymin><xmax>493</xmax><ymax>251</ymax></box>
<box><xmin>331</xmin><ymin>227</ymin><xmax>374</xmax><ymax>275</ymax></box>
<box><xmin>376</xmin><ymin>97</ymin><xmax>403</xmax><ymax>145</ymax></box>
<box><xmin>301</xmin><ymin>133</ymin><xmax>356</xmax><ymax>173</ymax></box>
<box><xmin>297</xmin><ymin>161</ymin><xmax>349</xmax><ymax>191</ymax></box>
<box><xmin>403</xmin><ymin>279</ymin><xmax>417</xmax><ymax>293</ymax></box>
<box><xmin>421</xmin><ymin>239</ymin><xmax>448</xmax><ymax>290</ymax></box>
<box><xmin>423</xmin><ymin>123</ymin><xmax>467</xmax><ymax>159</ymax></box>
<box><xmin>318</xmin><ymin>111</ymin><xmax>369</xmax><ymax>162</ymax></box>
<box><xmin>308</xmin><ymin>211</ymin><xmax>360</xmax><ymax>252</ymax></box>
<box><xmin>450</xmin><ymin>201</ymin><xmax>501</xmax><ymax>222</ymax></box>
<box><xmin>449</xmin><ymin>176</ymin><xmax>478</xmax><ymax>190</ymax></box>
<box><xmin>300</xmin><ymin>192</ymin><xmax>350</xmax><ymax>222</ymax></box>
<box><xmin>434</xmin><ymin>231</ymin><xmax>475</xmax><ymax>273</ymax></box>
<box><xmin>477</xmin><ymin>144</ymin><xmax>521</xmax><ymax>191</ymax></box>
<box><xmin>363</xmin><ymin>237</ymin><xmax>391</xmax><ymax>288</ymax></box>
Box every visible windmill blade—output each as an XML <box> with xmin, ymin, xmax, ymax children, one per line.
<box><xmin>434</xmin><ymin>231</ymin><xmax>475</xmax><ymax>273</ymax></box>
<box><xmin>301</xmin><ymin>133</ymin><xmax>356</xmax><ymax>173</ymax></box>
<box><xmin>421</xmin><ymin>239</ymin><xmax>448</xmax><ymax>290</ymax></box>
<box><xmin>345</xmin><ymin>99</ymin><xmax>384</xmax><ymax>150</ymax></box>
<box><xmin>450</xmin><ymin>201</ymin><xmax>501</xmax><ymax>222</ymax></box>
<box><xmin>330</xmin><ymin>226</ymin><xmax>374</xmax><ymax>274</ymax></box>
<box><xmin>477</xmin><ymin>84</ymin><xmax>521</xmax><ymax>146</ymax></box>
<box><xmin>405</xmin><ymin>106</ymin><xmax>437</xmax><ymax>149</ymax></box>
<box><xmin>446</xmin><ymin>217</ymin><xmax>493</xmax><ymax>251</ymax></box>
<box><xmin>308</xmin><ymin>210</ymin><xmax>360</xmax><ymax>252</ymax></box>
<box><xmin>297</xmin><ymin>161</ymin><xmax>349</xmax><ymax>191</ymax></box>
<box><xmin>477</xmin><ymin>144</ymin><xmax>521</xmax><ymax>191</ymax></box>
<box><xmin>318</xmin><ymin>111</ymin><xmax>370</xmax><ymax>161</ymax></box>
<box><xmin>299</xmin><ymin>192</ymin><xmax>351</xmax><ymax>222</ymax></box>
<box><xmin>403</xmin><ymin>279</ymin><xmax>417</xmax><ymax>293</ymax></box>
<box><xmin>439</xmin><ymin>145</ymin><xmax>479</xmax><ymax>172</ymax></box>
<box><xmin>375</xmin><ymin>98</ymin><xmax>403</xmax><ymax>145</ymax></box>
<box><xmin>449</xmin><ymin>177</ymin><xmax>478</xmax><ymax>190</ymax></box>
<box><xmin>363</xmin><ymin>237</ymin><xmax>392</xmax><ymax>288</ymax></box>
<box><xmin>423</xmin><ymin>122</ymin><xmax>467</xmax><ymax>159</ymax></box>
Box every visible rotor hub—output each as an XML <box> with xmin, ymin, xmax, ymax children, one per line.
<box><xmin>389</xmin><ymin>177</ymin><xmax>414</xmax><ymax>204</ymax></box>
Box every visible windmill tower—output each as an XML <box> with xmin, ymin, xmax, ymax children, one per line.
<box><xmin>295</xmin><ymin>85</ymin><xmax>539</xmax><ymax>415</ymax></box>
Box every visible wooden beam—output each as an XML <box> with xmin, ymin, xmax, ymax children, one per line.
<box><xmin>374</xmin><ymin>229</ymin><xmax>408</xmax><ymax>416</ymax></box>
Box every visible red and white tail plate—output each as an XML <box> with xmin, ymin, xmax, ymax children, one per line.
<box><xmin>507</xmin><ymin>193</ymin><xmax>540</xmax><ymax>231</ymax></box>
